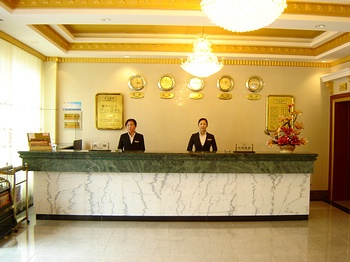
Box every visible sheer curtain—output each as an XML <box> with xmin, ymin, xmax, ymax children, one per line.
<box><xmin>0</xmin><ymin>39</ymin><xmax>43</xmax><ymax>167</ymax></box>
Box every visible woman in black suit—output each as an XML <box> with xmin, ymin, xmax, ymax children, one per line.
<box><xmin>187</xmin><ymin>118</ymin><xmax>217</xmax><ymax>152</ymax></box>
<box><xmin>117</xmin><ymin>119</ymin><xmax>145</xmax><ymax>151</ymax></box>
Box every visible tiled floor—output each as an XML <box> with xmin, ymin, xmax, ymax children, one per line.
<box><xmin>0</xmin><ymin>201</ymin><xmax>350</xmax><ymax>262</ymax></box>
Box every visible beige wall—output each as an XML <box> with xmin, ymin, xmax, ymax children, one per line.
<box><xmin>56</xmin><ymin>62</ymin><xmax>333</xmax><ymax>190</ymax></box>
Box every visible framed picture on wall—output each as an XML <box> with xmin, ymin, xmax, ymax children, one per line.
<box><xmin>95</xmin><ymin>93</ymin><xmax>123</xmax><ymax>130</ymax></box>
<box><xmin>266</xmin><ymin>95</ymin><xmax>294</xmax><ymax>132</ymax></box>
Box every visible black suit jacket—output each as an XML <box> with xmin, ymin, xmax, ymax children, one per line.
<box><xmin>117</xmin><ymin>133</ymin><xmax>145</xmax><ymax>151</ymax></box>
<box><xmin>187</xmin><ymin>132</ymin><xmax>217</xmax><ymax>152</ymax></box>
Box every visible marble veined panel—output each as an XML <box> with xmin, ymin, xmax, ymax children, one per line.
<box><xmin>34</xmin><ymin>172</ymin><xmax>310</xmax><ymax>216</ymax></box>
<box><xmin>19</xmin><ymin>151</ymin><xmax>318</xmax><ymax>174</ymax></box>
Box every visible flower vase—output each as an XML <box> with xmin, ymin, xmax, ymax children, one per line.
<box><xmin>279</xmin><ymin>144</ymin><xmax>295</xmax><ymax>153</ymax></box>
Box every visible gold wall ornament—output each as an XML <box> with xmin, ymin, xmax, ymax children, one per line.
<box><xmin>129</xmin><ymin>92</ymin><xmax>145</xmax><ymax>99</ymax></box>
<box><xmin>339</xmin><ymin>82</ymin><xmax>347</xmax><ymax>91</ymax></box>
<box><xmin>325</xmin><ymin>81</ymin><xmax>334</xmax><ymax>95</ymax></box>
<box><xmin>159</xmin><ymin>92</ymin><xmax>174</xmax><ymax>99</ymax></box>
<box><xmin>218</xmin><ymin>93</ymin><xmax>232</xmax><ymax>100</ymax></box>
<box><xmin>189</xmin><ymin>93</ymin><xmax>204</xmax><ymax>100</ymax></box>
<box><xmin>246</xmin><ymin>94</ymin><xmax>261</xmax><ymax>101</ymax></box>
<box><xmin>95</xmin><ymin>93</ymin><xmax>123</xmax><ymax>130</ymax></box>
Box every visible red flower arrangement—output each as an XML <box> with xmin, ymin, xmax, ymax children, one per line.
<box><xmin>266</xmin><ymin>104</ymin><xmax>308</xmax><ymax>147</ymax></box>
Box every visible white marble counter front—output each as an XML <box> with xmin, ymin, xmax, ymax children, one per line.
<box><xmin>34</xmin><ymin>171</ymin><xmax>310</xmax><ymax>220</ymax></box>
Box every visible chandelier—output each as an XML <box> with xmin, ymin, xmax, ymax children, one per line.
<box><xmin>181</xmin><ymin>34</ymin><xmax>224</xmax><ymax>78</ymax></box>
<box><xmin>200</xmin><ymin>0</ymin><xmax>287</xmax><ymax>33</ymax></box>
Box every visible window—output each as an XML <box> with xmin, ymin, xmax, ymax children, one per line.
<box><xmin>0</xmin><ymin>39</ymin><xmax>42</xmax><ymax>166</ymax></box>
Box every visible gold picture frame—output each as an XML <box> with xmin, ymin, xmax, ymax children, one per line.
<box><xmin>266</xmin><ymin>95</ymin><xmax>294</xmax><ymax>131</ymax></box>
<box><xmin>95</xmin><ymin>93</ymin><xmax>123</xmax><ymax>130</ymax></box>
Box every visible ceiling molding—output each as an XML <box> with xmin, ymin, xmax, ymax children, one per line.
<box><xmin>52</xmin><ymin>57</ymin><xmax>329</xmax><ymax>68</ymax></box>
<box><xmin>2</xmin><ymin>0</ymin><xmax>200</xmax><ymax>10</ymax></box>
<box><xmin>330</xmin><ymin>55</ymin><xmax>350</xmax><ymax>68</ymax></box>
<box><xmin>321</xmin><ymin>67</ymin><xmax>350</xmax><ymax>82</ymax></box>
<box><xmin>5</xmin><ymin>1</ymin><xmax>350</xmax><ymax>18</ymax></box>
<box><xmin>0</xmin><ymin>0</ymin><xmax>15</xmax><ymax>9</ymax></box>
<box><xmin>285</xmin><ymin>2</ymin><xmax>350</xmax><ymax>17</ymax></box>
<box><xmin>30</xmin><ymin>25</ymin><xmax>70</xmax><ymax>52</ymax></box>
<box><xmin>315</xmin><ymin>33</ymin><xmax>350</xmax><ymax>55</ymax></box>
<box><xmin>29</xmin><ymin>25</ymin><xmax>350</xmax><ymax>58</ymax></box>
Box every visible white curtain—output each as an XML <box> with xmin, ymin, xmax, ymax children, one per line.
<box><xmin>0</xmin><ymin>39</ymin><xmax>42</xmax><ymax>167</ymax></box>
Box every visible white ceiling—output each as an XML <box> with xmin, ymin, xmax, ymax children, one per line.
<box><xmin>0</xmin><ymin>0</ymin><xmax>349</xmax><ymax>62</ymax></box>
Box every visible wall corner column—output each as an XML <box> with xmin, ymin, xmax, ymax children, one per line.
<box><xmin>42</xmin><ymin>61</ymin><xmax>58</xmax><ymax>144</ymax></box>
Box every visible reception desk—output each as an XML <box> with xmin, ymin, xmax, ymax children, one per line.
<box><xmin>18</xmin><ymin>151</ymin><xmax>318</xmax><ymax>221</ymax></box>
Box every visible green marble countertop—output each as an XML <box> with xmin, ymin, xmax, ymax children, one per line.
<box><xmin>18</xmin><ymin>151</ymin><xmax>318</xmax><ymax>173</ymax></box>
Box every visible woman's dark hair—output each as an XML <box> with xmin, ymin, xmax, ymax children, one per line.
<box><xmin>125</xmin><ymin>118</ymin><xmax>137</xmax><ymax>127</ymax></box>
<box><xmin>198</xmin><ymin>118</ymin><xmax>208</xmax><ymax>125</ymax></box>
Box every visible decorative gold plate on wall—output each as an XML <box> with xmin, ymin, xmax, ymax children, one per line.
<box><xmin>129</xmin><ymin>92</ymin><xmax>144</xmax><ymax>99</ymax></box>
<box><xmin>246</xmin><ymin>94</ymin><xmax>261</xmax><ymax>100</ymax></box>
<box><xmin>95</xmin><ymin>93</ymin><xmax>123</xmax><ymax>130</ymax></box>
<box><xmin>218</xmin><ymin>93</ymin><xmax>232</xmax><ymax>100</ymax></box>
<box><xmin>189</xmin><ymin>93</ymin><xmax>203</xmax><ymax>100</ymax></box>
<box><xmin>266</xmin><ymin>95</ymin><xmax>294</xmax><ymax>132</ymax></box>
<box><xmin>160</xmin><ymin>92</ymin><xmax>174</xmax><ymax>99</ymax></box>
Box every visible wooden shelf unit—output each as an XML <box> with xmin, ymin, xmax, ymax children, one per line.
<box><xmin>0</xmin><ymin>164</ymin><xmax>30</xmax><ymax>226</ymax></box>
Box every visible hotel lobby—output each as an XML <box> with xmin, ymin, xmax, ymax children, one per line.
<box><xmin>1</xmin><ymin>1</ymin><xmax>350</xmax><ymax>261</ymax></box>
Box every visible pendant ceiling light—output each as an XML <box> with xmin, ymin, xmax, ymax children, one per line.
<box><xmin>200</xmin><ymin>0</ymin><xmax>287</xmax><ymax>33</ymax></box>
<box><xmin>181</xmin><ymin>34</ymin><xmax>224</xmax><ymax>78</ymax></box>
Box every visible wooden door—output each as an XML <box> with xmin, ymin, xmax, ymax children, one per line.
<box><xmin>329</xmin><ymin>94</ymin><xmax>350</xmax><ymax>203</ymax></box>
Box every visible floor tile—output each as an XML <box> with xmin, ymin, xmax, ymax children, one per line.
<box><xmin>1</xmin><ymin>201</ymin><xmax>350</xmax><ymax>262</ymax></box>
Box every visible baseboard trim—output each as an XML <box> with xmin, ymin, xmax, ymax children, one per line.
<box><xmin>36</xmin><ymin>214</ymin><xmax>308</xmax><ymax>222</ymax></box>
<box><xmin>310</xmin><ymin>190</ymin><xmax>328</xmax><ymax>201</ymax></box>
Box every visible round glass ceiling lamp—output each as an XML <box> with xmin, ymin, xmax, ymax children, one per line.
<box><xmin>200</xmin><ymin>0</ymin><xmax>287</xmax><ymax>33</ymax></box>
<box><xmin>181</xmin><ymin>34</ymin><xmax>224</xmax><ymax>78</ymax></box>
